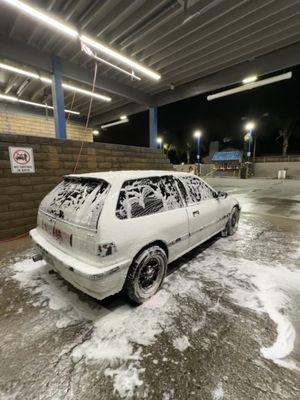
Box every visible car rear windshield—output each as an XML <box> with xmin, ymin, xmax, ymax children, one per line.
<box><xmin>39</xmin><ymin>177</ymin><xmax>110</xmax><ymax>230</ymax></box>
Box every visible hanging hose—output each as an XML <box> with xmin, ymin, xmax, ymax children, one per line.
<box><xmin>73</xmin><ymin>62</ymin><xmax>98</xmax><ymax>173</ymax></box>
<box><xmin>1</xmin><ymin>65</ymin><xmax>98</xmax><ymax>243</ymax></box>
<box><xmin>66</xmin><ymin>92</ymin><xmax>76</xmax><ymax>124</ymax></box>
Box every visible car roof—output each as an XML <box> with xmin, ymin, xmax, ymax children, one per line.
<box><xmin>67</xmin><ymin>170</ymin><xmax>194</xmax><ymax>185</ymax></box>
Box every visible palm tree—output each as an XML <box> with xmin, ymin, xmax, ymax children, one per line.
<box><xmin>276</xmin><ymin>116</ymin><xmax>298</xmax><ymax>156</ymax></box>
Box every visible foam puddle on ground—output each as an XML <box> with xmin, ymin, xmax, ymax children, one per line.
<box><xmin>9</xmin><ymin>219</ymin><xmax>300</xmax><ymax>398</ymax></box>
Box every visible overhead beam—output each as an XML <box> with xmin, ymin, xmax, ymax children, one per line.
<box><xmin>152</xmin><ymin>42</ymin><xmax>300</xmax><ymax>107</ymax></box>
<box><xmin>0</xmin><ymin>35</ymin><xmax>151</xmax><ymax>105</ymax></box>
<box><xmin>91</xmin><ymin>103</ymin><xmax>146</xmax><ymax>125</ymax></box>
<box><xmin>91</xmin><ymin>41</ymin><xmax>300</xmax><ymax>124</ymax></box>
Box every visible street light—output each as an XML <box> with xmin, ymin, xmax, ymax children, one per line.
<box><xmin>245</xmin><ymin>122</ymin><xmax>255</xmax><ymax>131</ymax></box>
<box><xmin>194</xmin><ymin>130</ymin><xmax>202</xmax><ymax>175</ymax></box>
<box><xmin>156</xmin><ymin>137</ymin><xmax>163</xmax><ymax>150</ymax></box>
<box><xmin>244</xmin><ymin>122</ymin><xmax>255</xmax><ymax>159</ymax></box>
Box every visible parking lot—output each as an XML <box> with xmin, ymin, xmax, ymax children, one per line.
<box><xmin>1</xmin><ymin>178</ymin><xmax>300</xmax><ymax>400</ymax></box>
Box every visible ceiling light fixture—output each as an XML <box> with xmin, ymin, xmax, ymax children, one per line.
<box><xmin>0</xmin><ymin>92</ymin><xmax>80</xmax><ymax>115</ymax></box>
<box><xmin>0</xmin><ymin>93</ymin><xmax>18</xmax><ymax>102</ymax></box>
<box><xmin>120</xmin><ymin>115</ymin><xmax>127</xmax><ymax>120</ymax></box>
<box><xmin>101</xmin><ymin>118</ymin><xmax>129</xmax><ymax>129</ymax></box>
<box><xmin>242</xmin><ymin>75</ymin><xmax>257</xmax><ymax>84</ymax></box>
<box><xmin>0</xmin><ymin>62</ymin><xmax>111</xmax><ymax>102</ymax></box>
<box><xmin>81</xmin><ymin>42</ymin><xmax>141</xmax><ymax>81</ymax></box>
<box><xmin>207</xmin><ymin>72</ymin><xmax>292</xmax><ymax>101</ymax></box>
<box><xmin>3</xmin><ymin>0</ymin><xmax>78</xmax><ymax>38</ymax></box>
<box><xmin>62</xmin><ymin>83</ymin><xmax>111</xmax><ymax>102</ymax></box>
<box><xmin>40</xmin><ymin>76</ymin><xmax>52</xmax><ymax>84</ymax></box>
<box><xmin>0</xmin><ymin>62</ymin><xmax>39</xmax><ymax>79</ymax></box>
<box><xmin>92</xmin><ymin>129</ymin><xmax>99</xmax><ymax>135</ymax></box>
<box><xmin>2</xmin><ymin>0</ymin><xmax>160</xmax><ymax>81</ymax></box>
<box><xmin>81</xmin><ymin>35</ymin><xmax>161</xmax><ymax>81</ymax></box>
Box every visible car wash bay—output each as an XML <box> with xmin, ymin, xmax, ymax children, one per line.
<box><xmin>1</xmin><ymin>0</ymin><xmax>300</xmax><ymax>399</ymax></box>
<box><xmin>1</xmin><ymin>178</ymin><xmax>300</xmax><ymax>400</ymax></box>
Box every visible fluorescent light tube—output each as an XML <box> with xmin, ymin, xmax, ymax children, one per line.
<box><xmin>0</xmin><ymin>93</ymin><xmax>80</xmax><ymax>115</ymax></box>
<box><xmin>0</xmin><ymin>62</ymin><xmax>111</xmax><ymax>102</ymax></box>
<box><xmin>242</xmin><ymin>75</ymin><xmax>257</xmax><ymax>84</ymax></box>
<box><xmin>3</xmin><ymin>0</ymin><xmax>161</xmax><ymax>80</ymax></box>
<box><xmin>40</xmin><ymin>76</ymin><xmax>52</xmax><ymax>84</ymax></box>
<box><xmin>18</xmin><ymin>99</ymin><xmax>80</xmax><ymax>114</ymax></box>
<box><xmin>0</xmin><ymin>93</ymin><xmax>18</xmax><ymax>102</ymax></box>
<box><xmin>3</xmin><ymin>0</ymin><xmax>78</xmax><ymax>38</ymax></box>
<box><xmin>207</xmin><ymin>72</ymin><xmax>292</xmax><ymax>101</ymax></box>
<box><xmin>62</xmin><ymin>83</ymin><xmax>111</xmax><ymax>102</ymax></box>
<box><xmin>2</xmin><ymin>1</ymin><xmax>160</xmax><ymax>81</ymax></box>
<box><xmin>0</xmin><ymin>62</ymin><xmax>39</xmax><ymax>79</ymax></box>
<box><xmin>101</xmin><ymin>118</ymin><xmax>129</xmax><ymax>129</ymax></box>
<box><xmin>81</xmin><ymin>35</ymin><xmax>161</xmax><ymax>81</ymax></box>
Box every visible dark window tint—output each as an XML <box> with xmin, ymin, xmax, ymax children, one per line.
<box><xmin>40</xmin><ymin>177</ymin><xmax>110</xmax><ymax>230</ymax></box>
<box><xmin>178</xmin><ymin>176</ymin><xmax>214</xmax><ymax>204</ymax></box>
<box><xmin>116</xmin><ymin>175</ymin><xmax>183</xmax><ymax>219</ymax></box>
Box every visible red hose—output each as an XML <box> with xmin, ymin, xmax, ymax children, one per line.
<box><xmin>73</xmin><ymin>62</ymin><xmax>98</xmax><ymax>173</ymax></box>
<box><xmin>0</xmin><ymin>231</ymin><xmax>29</xmax><ymax>244</ymax></box>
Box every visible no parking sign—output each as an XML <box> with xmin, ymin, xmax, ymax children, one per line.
<box><xmin>9</xmin><ymin>146</ymin><xmax>35</xmax><ymax>173</ymax></box>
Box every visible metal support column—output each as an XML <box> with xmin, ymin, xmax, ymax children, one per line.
<box><xmin>149</xmin><ymin>106</ymin><xmax>157</xmax><ymax>149</ymax></box>
<box><xmin>51</xmin><ymin>56</ymin><xmax>66</xmax><ymax>140</ymax></box>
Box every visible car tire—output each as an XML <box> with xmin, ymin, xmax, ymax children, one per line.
<box><xmin>124</xmin><ymin>245</ymin><xmax>167</xmax><ymax>305</ymax></box>
<box><xmin>221</xmin><ymin>206</ymin><xmax>240</xmax><ymax>237</ymax></box>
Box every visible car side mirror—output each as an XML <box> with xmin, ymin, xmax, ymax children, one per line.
<box><xmin>214</xmin><ymin>191</ymin><xmax>228</xmax><ymax>199</ymax></box>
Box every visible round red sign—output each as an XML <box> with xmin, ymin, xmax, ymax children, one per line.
<box><xmin>13</xmin><ymin>149</ymin><xmax>31</xmax><ymax>165</ymax></box>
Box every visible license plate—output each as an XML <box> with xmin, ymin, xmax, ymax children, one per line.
<box><xmin>52</xmin><ymin>227</ymin><xmax>72</xmax><ymax>247</ymax></box>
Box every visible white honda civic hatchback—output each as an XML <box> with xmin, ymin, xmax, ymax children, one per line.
<box><xmin>30</xmin><ymin>171</ymin><xmax>240</xmax><ymax>304</ymax></box>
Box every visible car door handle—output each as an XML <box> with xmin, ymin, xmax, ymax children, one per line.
<box><xmin>193</xmin><ymin>210</ymin><xmax>200</xmax><ymax>217</ymax></box>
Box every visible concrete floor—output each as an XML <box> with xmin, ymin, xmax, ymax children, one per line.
<box><xmin>0</xmin><ymin>178</ymin><xmax>300</xmax><ymax>400</ymax></box>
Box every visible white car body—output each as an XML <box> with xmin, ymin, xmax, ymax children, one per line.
<box><xmin>30</xmin><ymin>170</ymin><xmax>239</xmax><ymax>301</ymax></box>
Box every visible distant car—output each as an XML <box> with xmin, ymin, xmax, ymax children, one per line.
<box><xmin>30</xmin><ymin>171</ymin><xmax>240</xmax><ymax>304</ymax></box>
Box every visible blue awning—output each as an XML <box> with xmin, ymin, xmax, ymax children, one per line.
<box><xmin>212</xmin><ymin>151</ymin><xmax>242</xmax><ymax>162</ymax></box>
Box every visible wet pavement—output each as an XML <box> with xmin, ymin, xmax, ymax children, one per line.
<box><xmin>0</xmin><ymin>178</ymin><xmax>300</xmax><ymax>400</ymax></box>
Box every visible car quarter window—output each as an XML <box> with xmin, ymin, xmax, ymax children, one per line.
<box><xmin>116</xmin><ymin>175</ymin><xmax>183</xmax><ymax>219</ymax></box>
<box><xmin>177</xmin><ymin>176</ymin><xmax>215</xmax><ymax>205</ymax></box>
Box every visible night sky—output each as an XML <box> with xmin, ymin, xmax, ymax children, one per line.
<box><xmin>96</xmin><ymin>66</ymin><xmax>300</xmax><ymax>163</ymax></box>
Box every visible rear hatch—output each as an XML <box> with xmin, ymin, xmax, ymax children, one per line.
<box><xmin>37</xmin><ymin>176</ymin><xmax>110</xmax><ymax>265</ymax></box>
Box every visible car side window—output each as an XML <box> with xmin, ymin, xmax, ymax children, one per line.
<box><xmin>116</xmin><ymin>175</ymin><xmax>183</xmax><ymax>219</ymax></box>
<box><xmin>177</xmin><ymin>176</ymin><xmax>214</xmax><ymax>205</ymax></box>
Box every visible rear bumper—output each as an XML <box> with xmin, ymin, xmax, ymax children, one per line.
<box><xmin>29</xmin><ymin>228</ymin><xmax>131</xmax><ymax>300</ymax></box>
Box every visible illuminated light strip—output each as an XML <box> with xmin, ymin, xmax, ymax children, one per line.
<box><xmin>2</xmin><ymin>0</ymin><xmax>160</xmax><ymax>81</ymax></box>
<box><xmin>80</xmin><ymin>35</ymin><xmax>161</xmax><ymax>81</ymax></box>
<box><xmin>0</xmin><ymin>93</ymin><xmax>18</xmax><ymax>102</ymax></box>
<box><xmin>40</xmin><ymin>76</ymin><xmax>52</xmax><ymax>84</ymax></box>
<box><xmin>91</xmin><ymin>53</ymin><xmax>141</xmax><ymax>81</ymax></box>
<box><xmin>242</xmin><ymin>75</ymin><xmax>257</xmax><ymax>84</ymax></box>
<box><xmin>0</xmin><ymin>62</ymin><xmax>111</xmax><ymax>102</ymax></box>
<box><xmin>81</xmin><ymin>40</ymin><xmax>141</xmax><ymax>81</ymax></box>
<box><xmin>62</xmin><ymin>83</ymin><xmax>111</xmax><ymax>102</ymax></box>
<box><xmin>101</xmin><ymin>118</ymin><xmax>129</xmax><ymax>129</ymax></box>
<box><xmin>3</xmin><ymin>0</ymin><xmax>78</xmax><ymax>38</ymax></box>
<box><xmin>0</xmin><ymin>93</ymin><xmax>80</xmax><ymax>115</ymax></box>
<box><xmin>0</xmin><ymin>62</ymin><xmax>39</xmax><ymax>79</ymax></box>
<box><xmin>207</xmin><ymin>72</ymin><xmax>292</xmax><ymax>101</ymax></box>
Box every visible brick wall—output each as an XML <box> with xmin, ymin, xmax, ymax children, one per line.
<box><xmin>0</xmin><ymin>107</ymin><xmax>93</xmax><ymax>141</ymax></box>
<box><xmin>0</xmin><ymin>133</ymin><xmax>172</xmax><ymax>239</ymax></box>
